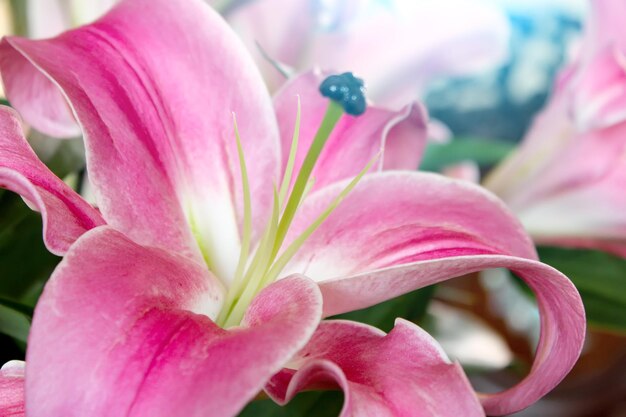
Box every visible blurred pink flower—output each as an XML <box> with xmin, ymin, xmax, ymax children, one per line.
<box><xmin>484</xmin><ymin>0</ymin><xmax>626</xmax><ymax>257</ymax></box>
<box><xmin>0</xmin><ymin>0</ymin><xmax>582</xmax><ymax>416</ymax></box>
<box><xmin>229</xmin><ymin>0</ymin><xmax>511</xmax><ymax>107</ymax></box>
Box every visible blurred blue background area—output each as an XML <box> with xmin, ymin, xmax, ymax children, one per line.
<box><xmin>426</xmin><ymin>0</ymin><xmax>585</xmax><ymax>142</ymax></box>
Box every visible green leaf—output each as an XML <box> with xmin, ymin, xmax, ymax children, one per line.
<box><xmin>239</xmin><ymin>391</ymin><xmax>343</xmax><ymax>417</ymax></box>
<box><xmin>333</xmin><ymin>285</ymin><xmax>436</xmax><ymax>332</ymax></box>
<box><xmin>8</xmin><ymin>0</ymin><xmax>29</xmax><ymax>36</ymax></box>
<box><xmin>0</xmin><ymin>192</ymin><xmax>60</xmax><ymax>303</ymax></box>
<box><xmin>420</xmin><ymin>137</ymin><xmax>515</xmax><ymax>172</ymax></box>
<box><xmin>0</xmin><ymin>297</ymin><xmax>34</xmax><ymax>317</ymax></box>
<box><xmin>537</xmin><ymin>246</ymin><xmax>626</xmax><ymax>333</ymax></box>
<box><xmin>0</xmin><ymin>302</ymin><xmax>31</xmax><ymax>343</ymax></box>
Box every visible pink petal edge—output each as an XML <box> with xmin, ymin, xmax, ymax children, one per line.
<box><xmin>266</xmin><ymin>319</ymin><xmax>484</xmax><ymax>417</ymax></box>
<box><xmin>319</xmin><ymin>255</ymin><xmax>585</xmax><ymax>416</ymax></box>
<box><xmin>0</xmin><ymin>106</ymin><xmax>104</xmax><ymax>255</ymax></box>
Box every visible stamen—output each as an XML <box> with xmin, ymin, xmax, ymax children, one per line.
<box><xmin>231</xmin><ymin>114</ymin><xmax>252</xmax><ymax>288</ymax></box>
<box><xmin>217</xmin><ymin>73</ymin><xmax>370</xmax><ymax>327</ymax></box>
<box><xmin>301</xmin><ymin>177</ymin><xmax>316</xmax><ymax>204</ymax></box>
<box><xmin>262</xmin><ymin>152</ymin><xmax>380</xmax><ymax>287</ymax></box>
<box><xmin>221</xmin><ymin>187</ymin><xmax>280</xmax><ymax>328</ymax></box>
<box><xmin>278</xmin><ymin>96</ymin><xmax>302</xmax><ymax>207</ymax></box>
<box><xmin>271</xmin><ymin>73</ymin><xmax>367</xmax><ymax>259</ymax></box>
<box><xmin>271</xmin><ymin>100</ymin><xmax>343</xmax><ymax>261</ymax></box>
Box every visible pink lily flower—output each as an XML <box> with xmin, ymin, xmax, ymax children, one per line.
<box><xmin>0</xmin><ymin>0</ymin><xmax>583</xmax><ymax>416</ymax></box>
<box><xmin>228</xmin><ymin>0</ymin><xmax>511</xmax><ymax>107</ymax></box>
<box><xmin>483</xmin><ymin>0</ymin><xmax>626</xmax><ymax>257</ymax></box>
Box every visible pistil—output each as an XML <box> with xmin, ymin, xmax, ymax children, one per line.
<box><xmin>216</xmin><ymin>72</ymin><xmax>369</xmax><ymax>327</ymax></box>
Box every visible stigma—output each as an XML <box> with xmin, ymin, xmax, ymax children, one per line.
<box><xmin>319</xmin><ymin>72</ymin><xmax>367</xmax><ymax>116</ymax></box>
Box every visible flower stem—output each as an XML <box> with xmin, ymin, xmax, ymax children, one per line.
<box><xmin>218</xmin><ymin>101</ymin><xmax>343</xmax><ymax>327</ymax></box>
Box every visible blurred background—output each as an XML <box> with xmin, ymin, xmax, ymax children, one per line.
<box><xmin>1</xmin><ymin>1</ymin><xmax>626</xmax><ymax>416</ymax></box>
<box><xmin>427</xmin><ymin>0</ymin><xmax>584</xmax><ymax>141</ymax></box>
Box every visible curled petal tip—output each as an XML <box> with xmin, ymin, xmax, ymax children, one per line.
<box><xmin>319</xmin><ymin>72</ymin><xmax>367</xmax><ymax>115</ymax></box>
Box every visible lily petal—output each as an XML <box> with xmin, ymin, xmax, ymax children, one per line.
<box><xmin>0</xmin><ymin>361</ymin><xmax>24</xmax><ymax>417</ymax></box>
<box><xmin>26</xmin><ymin>227</ymin><xmax>322</xmax><ymax>417</ymax></box>
<box><xmin>0</xmin><ymin>0</ymin><xmax>280</xmax><ymax>281</ymax></box>
<box><xmin>319</xmin><ymin>256</ymin><xmax>584</xmax><ymax>416</ymax></box>
<box><xmin>285</xmin><ymin>172</ymin><xmax>585</xmax><ymax>415</ymax></box>
<box><xmin>0</xmin><ymin>106</ymin><xmax>104</xmax><ymax>255</ymax></box>
<box><xmin>4</xmin><ymin>0</ymin><xmax>134</xmax><ymax>136</ymax></box>
<box><xmin>579</xmin><ymin>0</ymin><xmax>626</xmax><ymax>63</ymax></box>
<box><xmin>572</xmin><ymin>46</ymin><xmax>626</xmax><ymax>131</ymax></box>
<box><xmin>483</xmin><ymin>0</ymin><xmax>626</xmax><ymax>256</ymax></box>
<box><xmin>481</xmin><ymin>91</ymin><xmax>571</xmax><ymax>206</ymax></box>
<box><xmin>266</xmin><ymin>320</ymin><xmax>484</xmax><ymax>417</ymax></box>
<box><xmin>285</xmin><ymin>172</ymin><xmax>537</xmax><ymax>281</ymax></box>
<box><xmin>504</xmin><ymin>143</ymin><xmax>626</xmax><ymax>255</ymax></box>
<box><xmin>0</xmin><ymin>52</ymin><xmax>79</xmax><ymax>137</ymax></box>
<box><xmin>484</xmin><ymin>82</ymin><xmax>626</xmax><ymax>255</ymax></box>
<box><xmin>274</xmin><ymin>70</ymin><xmax>427</xmax><ymax>192</ymax></box>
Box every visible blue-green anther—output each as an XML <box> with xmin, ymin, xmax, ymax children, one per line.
<box><xmin>319</xmin><ymin>72</ymin><xmax>367</xmax><ymax>116</ymax></box>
